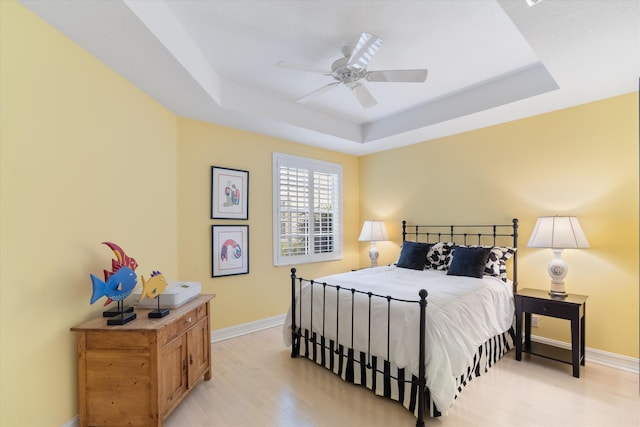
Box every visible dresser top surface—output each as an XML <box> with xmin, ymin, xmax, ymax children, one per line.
<box><xmin>71</xmin><ymin>294</ymin><xmax>215</xmax><ymax>332</ymax></box>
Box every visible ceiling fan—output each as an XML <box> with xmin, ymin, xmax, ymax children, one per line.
<box><xmin>276</xmin><ymin>32</ymin><xmax>428</xmax><ymax>109</ymax></box>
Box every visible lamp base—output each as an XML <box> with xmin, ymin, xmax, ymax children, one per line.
<box><xmin>368</xmin><ymin>242</ymin><xmax>379</xmax><ymax>268</ymax></box>
<box><xmin>548</xmin><ymin>290</ymin><xmax>568</xmax><ymax>298</ymax></box>
<box><xmin>549</xmin><ymin>280</ymin><xmax>567</xmax><ymax>298</ymax></box>
<box><xmin>547</xmin><ymin>250</ymin><xmax>569</xmax><ymax>298</ymax></box>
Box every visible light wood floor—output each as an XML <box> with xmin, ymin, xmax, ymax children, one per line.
<box><xmin>165</xmin><ymin>326</ymin><xmax>639</xmax><ymax>427</ymax></box>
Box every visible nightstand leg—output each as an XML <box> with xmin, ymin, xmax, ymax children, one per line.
<box><xmin>515</xmin><ymin>297</ymin><xmax>523</xmax><ymax>361</ymax></box>
<box><xmin>571</xmin><ymin>317</ymin><xmax>580</xmax><ymax>378</ymax></box>
<box><xmin>581</xmin><ymin>306</ymin><xmax>586</xmax><ymax>367</ymax></box>
<box><xmin>523</xmin><ymin>312</ymin><xmax>532</xmax><ymax>352</ymax></box>
<box><xmin>515</xmin><ymin>317</ymin><xmax>521</xmax><ymax>360</ymax></box>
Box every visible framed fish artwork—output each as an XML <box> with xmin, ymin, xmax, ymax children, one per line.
<box><xmin>212</xmin><ymin>224</ymin><xmax>249</xmax><ymax>277</ymax></box>
<box><xmin>211</xmin><ymin>166</ymin><xmax>249</xmax><ymax>220</ymax></box>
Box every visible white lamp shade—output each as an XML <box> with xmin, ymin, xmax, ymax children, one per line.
<box><xmin>358</xmin><ymin>220</ymin><xmax>389</xmax><ymax>242</ymax></box>
<box><xmin>527</xmin><ymin>216</ymin><xmax>590</xmax><ymax>249</ymax></box>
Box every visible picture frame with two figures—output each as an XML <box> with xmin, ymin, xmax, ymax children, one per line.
<box><xmin>211</xmin><ymin>166</ymin><xmax>248</xmax><ymax>220</ymax></box>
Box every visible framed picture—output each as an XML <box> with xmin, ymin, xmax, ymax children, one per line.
<box><xmin>211</xmin><ymin>166</ymin><xmax>249</xmax><ymax>220</ymax></box>
<box><xmin>212</xmin><ymin>225</ymin><xmax>249</xmax><ymax>277</ymax></box>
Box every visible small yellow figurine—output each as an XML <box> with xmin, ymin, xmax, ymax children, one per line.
<box><xmin>138</xmin><ymin>271</ymin><xmax>168</xmax><ymax>302</ymax></box>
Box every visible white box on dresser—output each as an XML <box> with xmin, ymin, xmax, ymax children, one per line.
<box><xmin>132</xmin><ymin>281</ymin><xmax>202</xmax><ymax>309</ymax></box>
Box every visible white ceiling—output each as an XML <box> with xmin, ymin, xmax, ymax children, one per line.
<box><xmin>20</xmin><ymin>0</ymin><xmax>639</xmax><ymax>156</ymax></box>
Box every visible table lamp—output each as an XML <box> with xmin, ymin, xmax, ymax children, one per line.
<box><xmin>358</xmin><ymin>220</ymin><xmax>389</xmax><ymax>267</ymax></box>
<box><xmin>527</xmin><ymin>215</ymin><xmax>589</xmax><ymax>297</ymax></box>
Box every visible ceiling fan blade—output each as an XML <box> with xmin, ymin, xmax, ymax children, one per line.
<box><xmin>296</xmin><ymin>81</ymin><xmax>341</xmax><ymax>103</ymax></box>
<box><xmin>351</xmin><ymin>83</ymin><xmax>377</xmax><ymax>109</ymax></box>
<box><xmin>365</xmin><ymin>69</ymin><xmax>428</xmax><ymax>83</ymax></box>
<box><xmin>347</xmin><ymin>32</ymin><xmax>383</xmax><ymax>71</ymax></box>
<box><xmin>276</xmin><ymin>60</ymin><xmax>330</xmax><ymax>74</ymax></box>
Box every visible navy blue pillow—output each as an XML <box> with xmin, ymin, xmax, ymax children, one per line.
<box><xmin>447</xmin><ymin>246</ymin><xmax>492</xmax><ymax>278</ymax></box>
<box><xmin>396</xmin><ymin>241</ymin><xmax>433</xmax><ymax>270</ymax></box>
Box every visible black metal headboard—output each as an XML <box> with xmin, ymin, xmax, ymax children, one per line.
<box><xmin>401</xmin><ymin>218</ymin><xmax>519</xmax><ymax>292</ymax></box>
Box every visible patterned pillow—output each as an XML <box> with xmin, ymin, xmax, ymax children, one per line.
<box><xmin>486</xmin><ymin>246</ymin><xmax>516</xmax><ymax>281</ymax></box>
<box><xmin>425</xmin><ymin>242</ymin><xmax>455</xmax><ymax>270</ymax></box>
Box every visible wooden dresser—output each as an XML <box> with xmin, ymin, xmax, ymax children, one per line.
<box><xmin>71</xmin><ymin>294</ymin><xmax>215</xmax><ymax>427</ymax></box>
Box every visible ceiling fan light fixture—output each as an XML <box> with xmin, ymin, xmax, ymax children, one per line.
<box><xmin>525</xmin><ymin>0</ymin><xmax>545</xmax><ymax>6</ymax></box>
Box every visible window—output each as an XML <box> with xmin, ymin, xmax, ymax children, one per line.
<box><xmin>273</xmin><ymin>153</ymin><xmax>342</xmax><ymax>266</ymax></box>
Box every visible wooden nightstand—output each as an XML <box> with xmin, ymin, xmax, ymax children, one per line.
<box><xmin>515</xmin><ymin>288</ymin><xmax>588</xmax><ymax>378</ymax></box>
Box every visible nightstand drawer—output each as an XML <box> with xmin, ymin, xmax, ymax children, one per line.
<box><xmin>522</xmin><ymin>298</ymin><xmax>574</xmax><ymax>319</ymax></box>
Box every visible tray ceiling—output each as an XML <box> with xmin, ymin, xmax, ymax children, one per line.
<box><xmin>19</xmin><ymin>0</ymin><xmax>639</xmax><ymax>155</ymax></box>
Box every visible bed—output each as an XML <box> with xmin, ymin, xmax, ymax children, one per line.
<box><xmin>283</xmin><ymin>219</ymin><xmax>519</xmax><ymax>427</ymax></box>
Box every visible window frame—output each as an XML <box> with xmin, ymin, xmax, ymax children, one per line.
<box><xmin>272</xmin><ymin>152</ymin><xmax>343</xmax><ymax>266</ymax></box>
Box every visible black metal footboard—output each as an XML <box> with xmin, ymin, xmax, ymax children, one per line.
<box><xmin>290</xmin><ymin>267</ymin><xmax>429</xmax><ymax>427</ymax></box>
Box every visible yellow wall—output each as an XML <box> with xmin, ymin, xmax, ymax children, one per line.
<box><xmin>176</xmin><ymin>118</ymin><xmax>360</xmax><ymax>330</ymax></box>
<box><xmin>360</xmin><ymin>93</ymin><xmax>639</xmax><ymax>358</ymax></box>
<box><xmin>1</xmin><ymin>4</ymin><xmax>360</xmax><ymax>425</ymax></box>
<box><xmin>0</xmin><ymin>2</ymin><xmax>179</xmax><ymax>426</ymax></box>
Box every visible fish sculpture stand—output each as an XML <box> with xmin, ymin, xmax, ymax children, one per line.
<box><xmin>100</xmin><ymin>242</ymin><xmax>138</xmax><ymax>319</ymax></box>
<box><xmin>139</xmin><ymin>271</ymin><xmax>170</xmax><ymax>318</ymax></box>
<box><xmin>102</xmin><ymin>301</ymin><xmax>134</xmax><ymax>318</ymax></box>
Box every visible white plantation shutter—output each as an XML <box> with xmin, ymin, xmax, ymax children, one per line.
<box><xmin>279</xmin><ymin>165</ymin><xmax>310</xmax><ymax>258</ymax></box>
<box><xmin>273</xmin><ymin>153</ymin><xmax>342</xmax><ymax>266</ymax></box>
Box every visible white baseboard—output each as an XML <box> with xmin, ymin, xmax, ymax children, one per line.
<box><xmin>61</xmin><ymin>415</ymin><xmax>78</xmax><ymax>427</ymax></box>
<box><xmin>210</xmin><ymin>313</ymin><xmax>286</xmax><ymax>342</ymax></box>
<box><xmin>209</xmin><ymin>318</ymin><xmax>640</xmax><ymax>373</ymax></box>
<box><xmin>531</xmin><ymin>334</ymin><xmax>639</xmax><ymax>374</ymax></box>
<box><xmin>210</xmin><ymin>319</ymin><xmax>640</xmax><ymax>374</ymax></box>
<box><xmin>209</xmin><ymin>318</ymin><xmax>640</xmax><ymax>374</ymax></box>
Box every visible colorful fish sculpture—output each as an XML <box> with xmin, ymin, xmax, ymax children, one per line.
<box><xmin>138</xmin><ymin>271</ymin><xmax>168</xmax><ymax>302</ymax></box>
<box><xmin>102</xmin><ymin>241</ymin><xmax>139</xmax><ymax>277</ymax></box>
<box><xmin>101</xmin><ymin>242</ymin><xmax>139</xmax><ymax>306</ymax></box>
<box><xmin>90</xmin><ymin>266</ymin><xmax>138</xmax><ymax>305</ymax></box>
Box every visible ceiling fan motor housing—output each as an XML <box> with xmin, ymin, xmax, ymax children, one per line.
<box><xmin>331</xmin><ymin>52</ymin><xmax>364</xmax><ymax>84</ymax></box>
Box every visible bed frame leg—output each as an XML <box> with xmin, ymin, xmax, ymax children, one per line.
<box><xmin>290</xmin><ymin>267</ymin><xmax>299</xmax><ymax>358</ymax></box>
<box><xmin>416</xmin><ymin>288</ymin><xmax>428</xmax><ymax>427</ymax></box>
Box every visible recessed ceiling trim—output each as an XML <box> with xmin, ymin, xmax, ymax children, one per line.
<box><xmin>362</xmin><ymin>62</ymin><xmax>559</xmax><ymax>142</ymax></box>
<box><xmin>221</xmin><ymin>80</ymin><xmax>364</xmax><ymax>143</ymax></box>
<box><xmin>123</xmin><ymin>0</ymin><xmax>222</xmax><ymax>105</ymax></box>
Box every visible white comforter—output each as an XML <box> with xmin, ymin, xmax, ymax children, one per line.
<box><xmin>283</xmin><ymin>265</ymin><xmax>515</xmax><ymax>411</ymax></box>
